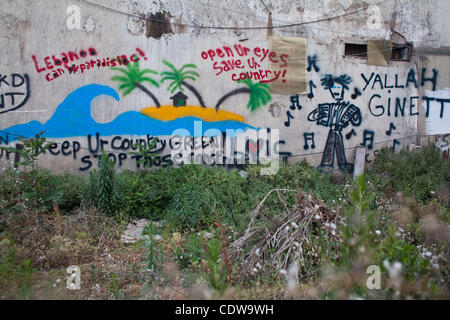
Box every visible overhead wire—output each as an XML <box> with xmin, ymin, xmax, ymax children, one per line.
<box><xmin>77</xmin><ymin>0</ymin><xmax>388</xmax><ymax>30</ymax></box>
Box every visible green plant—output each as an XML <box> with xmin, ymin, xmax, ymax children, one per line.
<box><xmin>109</xmin><ymin>272</ymin><xmax>122</xmax><ymax>299</ymax></box>
<box><xmin>352</xmin><ymin>174</ymin><xmax>375</xmax><ymax>216</ymax></box>
<box><xmin>19</xmin><ymin>259</ymin><xmax>33</xmax><ymax>300</ymax></box>
<box><xmin>127</xmin><ymin>138</ymin><xmax>158</xmax><ymax>169</ymax></box>
<box><xmin>142</xmin><ymin>223</ymin><xmax>164</xmax><ymax>272</ymax></box>
<box><xmin>84</xmin><ymin>152</ymin><xmax>120</xmax><ymax>215</ymax></box>
<box><xmin>0</xmin><ymin>132</ymin><xmax>52</xmax><ymax>172</ymax></box>
<box><xmin>173</xmin><ymin>233</ymin><xmax>205</xmax><ymax>268</ymax></box>
<box><xmin>338</xmin><ymin>174</ymin><xmax>379</xmax><ymax>267</ymax></box>
<box><xmin>204</xmin><ymin>238</ymin><xmax>228</xmax><ymax>293</ymax></box>
<box><xmin>369</xmin><ymin>146</ymin><xmax>450</xmax><ymax>203</ymax></box>
<box><xmin>0</xmin><ymin>240</ymin><xmax>18</xmax><ymax>285</ymax></box>
<box><xmin>186</xmin><ymin>233</ymin><xmax>205</xmax><ymax>266</ymax></box>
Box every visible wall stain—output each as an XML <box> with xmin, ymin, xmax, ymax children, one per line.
<box><xmin>146</xmin><ymin>11</ymin><xmax>173</xmax><ymax>39</ymax></box>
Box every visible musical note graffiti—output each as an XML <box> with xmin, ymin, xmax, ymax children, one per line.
<box><xmin>307</xmin><ymin>55</ymin><xmax>320</xmax><ymax>73</ymax></box>
<box><xmin>345</xmin><ymin>129</ymin><xmax>357</xmax><ymax>140</ymax></box>
<box><xmin>361</xmin><ymin>130</ymin><xmax>375</xmax><ymax>150</ymax></box>
<box><xmin>284</xmin><ymin>95</ymin><xmax>302</xmax><ymax>127</ymax></box>
<box><xmin>303</xmin><ymin>132</ymin><xmax>316</xmax><ymax>150</ymax></box>
<box><xmin>385</xmin><ymin>122</ymin><xmax>397</xmax><ymax>136</ymax></box>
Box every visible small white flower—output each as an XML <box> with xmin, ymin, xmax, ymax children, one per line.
<box><xmin>430</xmin><ymin>191</ymin><xmax>435</xmax><ymax>195</ymax></box>
<box><xmin>256</xmin><ymin>262</ymin><xmax>262</xmax><ymax>269</ymax></box>
<box><xmin>330</xmin><ymin>223</ymin><xmax>337</xmax><ymax>230</ymax></box>
<box><xmin>314</xmin><ymin>214</ymin><xmax>321</xmax><ymax>220</ymax></box>
<box><xmin>153</xmin><ymin>235</ymin><xmax>162</xmax><ymax>241</ymax></box>
<box><xmin>383</xmin><ymin>260</ymin><xmax>403</xmax><ymax>279</ymax></box>
<box><xmin>255</xmin><ymin>248</ymin><xmax>260</xmax><ymax>256</ymax></box>
<box><xmin>252</xmin><ymin>268</ymin><xmax>258</xmax><ymax>273</ymax></box>
<box><xmin>291</xmin><ymin>222</ymin><xmax>299</xmax><ymax>228</ymax></box>
<box><xmin>375</xmin><ymin>230</ymin><xmax>381</xmax><ymax>235</ymax></box>
<box><xmin>204</xmin><ymin>232</ymin><xmax>212</xmax><ymax>239</ymax></box>
<box><xmin>279</xmin><ymin>269</ymin><xmax>287</xmax><ymax>275</ymax></box>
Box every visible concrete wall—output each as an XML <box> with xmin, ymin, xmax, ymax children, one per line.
<box><xmin>0</xmin><ymin>0</ymin><xmax>449</xmax><ymax>174</ymax></box>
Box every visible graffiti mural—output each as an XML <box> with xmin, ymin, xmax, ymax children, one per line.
<box><xmin>0</xmin><ymin>37</ymin><xmax>445</xmax><ymax>175</ymax></box>
<box><xmin>0</xmin><ymin>83</ymin><xmax>257</xmax><ymax>139</ymax></box>
<box><xmin>308</xmin><ymin>74</ymin><xmax>362</xmax><ymax>173</ymax></box>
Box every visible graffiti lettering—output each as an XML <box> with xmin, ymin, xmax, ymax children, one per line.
<box><xmin>0</xmin><ymin>73</ymin><xmax>30</xmax><ymax>114</ymax></box>
<box><xmin>202</xmin><ymin>45</ymin><xmax>289</xmax><ymax>84</ymax></box>
<box><xmin>369</xmin><ymin>94</ymin><xmax>426</xmax><ymax>118</ymax></box>
<box><xmin>361</xmin><ymin>69</ymin><xmax>438</xmax><ymax>92</ymax></box>
<box><xmin>32</xmin><ymin>48</ymin><xmax>98</xmax><ymax>73</ymax></box>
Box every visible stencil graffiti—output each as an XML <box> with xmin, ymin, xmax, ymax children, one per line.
<box><xmin>308</xmin><ymin>74</ymin><xmax>362</xmax><ymax>173</ymax></box>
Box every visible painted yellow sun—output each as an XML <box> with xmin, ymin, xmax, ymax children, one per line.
<box><xmin>141</xmin><ymin>105</ymin><xmax>245</xmax><ymax>122</ymax></box>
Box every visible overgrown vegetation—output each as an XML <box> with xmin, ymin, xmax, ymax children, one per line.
<box><xmin>0</xmin><ymin>142</ymin><xmax>448</xmax><ymax>299</ymax></box>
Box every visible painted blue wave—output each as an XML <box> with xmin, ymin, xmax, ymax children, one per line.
<box><xmin>0</xmin><ymin>84</ymin><xmax>256</xmax><ymax>139</ymax></box>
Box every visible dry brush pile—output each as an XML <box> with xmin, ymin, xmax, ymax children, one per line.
<box><xmin>230</xmin><ymin>188</ymin><xmax>342</xmax><ymax>282</ymax></box>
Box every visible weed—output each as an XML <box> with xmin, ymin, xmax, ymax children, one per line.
<box><xmin>204</xmin><ymin>238</ymin><xmax>228</xmax><ymax>293</ymax></box>
<box><xmin>0</xmin><ymin>132</ymin><xmax>52</xmax><ymax>172</ymax></box>
<box><xmin>143</xmin><ymin>223</ymin><xmax>164</xmax><ymax>272</ymax></box>
<box><xmin>84</xmin><ymin>152</ymin><xmax>120</xmax><ymax>215</ymax></box>
<box><xmin>368</xmin><ymin>146</ymin><xmax>450</xmax><ymax>203</ymax></box>
<box><xmin>18</xmin><ymin>259</ymin><xmax>33</xmax><ymax>299</ymax></box>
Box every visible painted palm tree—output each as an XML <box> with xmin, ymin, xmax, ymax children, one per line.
<box><xmin>215</xmin><ymin>78</ymin><xmax>271</xmax><ymax>112</ymax></box>
<box><xmin>160</xmin><ymin>60</ymin><xmax>206</xmax><ymax>108</ymax></box>
<box><xmin>110</xmin><ymin>61</ymin><xmax>161</xmax><ymax>107</ymax></box>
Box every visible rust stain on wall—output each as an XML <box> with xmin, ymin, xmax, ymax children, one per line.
<box><xmin>146</xmin><ymin>11</ymin><xmax>173</xmax><ymax>39</ymax></box>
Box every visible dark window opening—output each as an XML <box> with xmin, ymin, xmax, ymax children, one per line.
<box><xmin>391</xmin><ymin>43</ymin><xmax>413</xmax><ymax>61</ymax></box>
<box><xmin>345</xmin><ymin>43</ymin><xmax>367</xmax><ymax>57</ymax></box>
<box><xmin>345</xmin><ymin>42</ymin><xmax>412</xmax><ymax>61</ymax></box>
